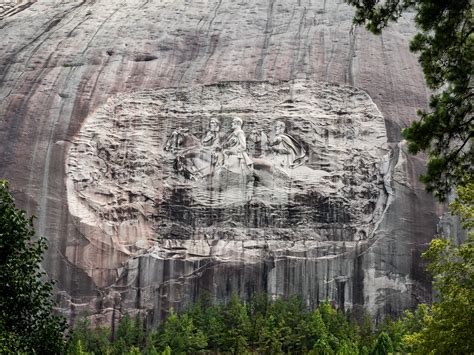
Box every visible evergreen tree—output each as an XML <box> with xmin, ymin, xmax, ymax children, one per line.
<box><xmin>200</xmin><ymin>304</ymin><xmax>226</xmax><ymax>350</ymax></box>
<box><xmin>345</xmin><ymin>0</ymin><xmax>473</xmax><ymax>201</ymax></box>
<box><xmin>66</xmin><ymin>295</ymin><xmax>430</xmax><ymax>354</ymax></box>
<box><xmin>115</xmin><ymin>313</ymin><xmax>146</xmax><ymax>350</ymax></box>
<box><xmin>0</xmin><ymin>180</ymin><xmax>66</xmax><ymax>353</ymax></box>
<box><xmin>311</xmin><ymin>338</ymin><xmax>333</xmax><ymax>354</ymax></box>
<box><xmin>345</xmin><ymin>2</ymin><xmax>473</xmax><ymax>350</ymax></box>
<box><xmin>371</xmin><ymin>331</ymin><xmax>394</xmax><ymax>355</ymax></box>
<box><xmin>308</xmin><ymin>309</ymin><xmax>329</xmax><ymax>347</ymax></box>
<box><xmin>155</xmin><ymin>308</ymin><xmax>207</xmax><ymax>353</ymax></box>
<box><xmin>69</xmin><ymin>339</ymin><xmax>91</xmax><ymax>355</ymax></box>
<box><xmin>222</xmin><ymin>294</ymin><xmax>251</xmax><ymax>353</ymax></box>
<box><xmin>67</xmin><ymin>317</ymin><xmax>112</xmax><ymax>354</ymax></box>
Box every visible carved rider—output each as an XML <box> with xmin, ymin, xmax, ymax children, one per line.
<box><xmin>247</xmin><ymin>129</ymin><xmax>269</xmax><ymax>158</ymax></box>
<box><xmin>202</xmin><ymin>118</ymin><xmax>220</xmax><ymax>147</ymax></box>
<box><xmin>223</xmin><ymin>117</ymin><xmax>253</xmax><ymax>170</ymax></box>
<box><xmin>202</xmin><ymin>118</ymin><xmax>223</xmax><ymax>168</ymax></box>
<box><xmin>270</xmin><ymin>121</ymin><xmax>307</xmax><ymax>168</ymax></box>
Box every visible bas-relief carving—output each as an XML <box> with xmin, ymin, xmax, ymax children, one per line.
<box><xmin>65</xmin><ymin>80</ymin><xmax>391</xmax><ymax>285</ymax></box>
<box><xmin>164</xmin><ymin>117</ymin><xmax>308</xmax><ymax>184</ymax></box>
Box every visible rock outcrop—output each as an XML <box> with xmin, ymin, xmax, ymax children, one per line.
<box><xmin>0</xmin><ymin>0</ymin><xmax>439</xmax><ymax>324</ymax></box>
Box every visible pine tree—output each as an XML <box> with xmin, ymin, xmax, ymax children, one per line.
<box><xmin>371</xmin><ymin>331</ymin><xmax>394</xmax><ymax>355</ymax></box>
<box><xmin>156</xmin><ymin>308</ymin><xmax>207</xmax><ymax>353</ymax></box>
<box><xmin>345</xmin><ymin>0</ymin><xmax>473</xmax><ymax>201</ymax></box>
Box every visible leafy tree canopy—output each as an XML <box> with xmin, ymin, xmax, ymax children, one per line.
<box><xmin>371</xmin><ymin>331</ymin><xmax>394</xmax><ymax>355</ymax></box>
<box><xmin>345</xmin><ymin>2</ymin><xmax>473</xmax><ymax>350</ymax></box>
<box><xmin>0</xmin><ymin>180</ymin><xmax>66</xmax><ymax>353</ymax></box>
<box><xmin>403</xmin><ymin>182</ymin><xmax>474</xmax><ymax>354</ymax></box>
<box><xmin>67</xmin><ymin>296</ymin><xmax>388</xmax><ymax>354</ymax></box>
<box><xmin>346</xmin><ymin>0</ymin><xmax>473</xmax><ymax>201</ymax></box>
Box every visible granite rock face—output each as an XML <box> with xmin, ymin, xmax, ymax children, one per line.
<box><xmin>0</xmin><ymin>0</ymin><xmax>439</xmax><ymax>324</ymax></box>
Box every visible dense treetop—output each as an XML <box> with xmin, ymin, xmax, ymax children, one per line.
<box><xmin>346</xmin><ymin>0</ymin><xmax>473</xmax><ymax>201</ymax></box>
<box><xmin>0</xmin><ymin>180</ymin><xmax>66</xmax><ymax>354</ymax></box>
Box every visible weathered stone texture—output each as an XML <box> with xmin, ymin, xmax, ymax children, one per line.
<box><xmin>0</xmin><ymin>0</ymin><xmax>439</xmax><ymax>323</ymax></box>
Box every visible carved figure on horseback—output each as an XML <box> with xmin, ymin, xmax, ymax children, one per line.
<box><xmin>163</xmin><ymin>120</ymin><xmax>223</xmax><ymax>180</ymax></box>
<box><xmin>163</xmin><ymin>118</ymin><xmax>307</xmax><ymax>181</ymax></box>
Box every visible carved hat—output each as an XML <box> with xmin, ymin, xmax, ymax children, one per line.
<box><xmin>232</xmin><ymin>117</ymin><xmax>243</xmax><ymax>127</ymax></box>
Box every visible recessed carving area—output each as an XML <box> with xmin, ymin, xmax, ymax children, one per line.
<box><xmin>66</xmin><ymin>80</ymin><xmax>389</xmax><ymax>254</ymax></box>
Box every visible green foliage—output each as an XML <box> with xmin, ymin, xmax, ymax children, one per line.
<box><xmin>378</xmin><ymin>305</ymin><xmax>428</xmax><ymax>353</ymax></box>
<box><xmin>128</xmin><ymin>346</ymin><xmax>142</xmax><ymax>355</ymax></box>
<box><xmin>346</xmin><ymin>0</ymin><xmax>473</xmax><ymax>201</ymax></box>
<box><xmin>310</xmin><ymin>338</ymin><xmax>333</xmax><ymax>354</ymax></box>
<box><xmin>66</xmin><ymin>318</ymin><xmax>111</xmax><ymax>355</ymax></box>
<box><xmin>155</xmin><ymin>308</ymin><xmax>207</xmax><ymax>353</ymax></box>
<box><xmin>222</xmin><ymin>294</ymin><xmax>251</xmax><ymax>352</ymax></box>
<box><xmin>401</xmin><ymin>183</ymin><xmax>474</xmax><ymax>354</ymax></box>
<box><xmin>371</xmin><ymin>331</ymin><xmax>393</xmax><ymax>355</ymax></box>
<box><xmin>0</xmin><ymin>318</ymin><xmax>28</xmax><ymax>354</ymax></box>
<box><xmin>0</xmin><ymin>180</ymin><xmax>66</xmax><ymax>354</ymax></box>
<box><xmin>64</xmin><ymin>289</ymin><xmax>468</xmax><ymax>354</ymax></box>
<box><xmin>450</xmin><ymin>181</ymin><xmax>474</xmax><ymax>230</ymax></box>
<box><xmin>116</xmin><ymin>313</ymin><xmax>146</xmax><ymax>350</ymax></box>
<box><xmin>69</xmin><ymin>339</ymin><xmax>91</xmax><ymax>355</ymax></box>
<box><xmin>345</xmin><ymin>3</ymin><xmax>473</xmax><ymax>348</ymax></box>
<box><xmin>69</xmin><ymin>294</ymin><xmax>417</xmax><ymax>354</ymax></box>
<box><xmin>371</xmin><ymin>184</ymin><xmax>474</xmax><ymax>354</ymax></box>
<box><xmin>67</xmin><ymin>313</ymin><xmax>150</xmax><ymax>355</ymax></box>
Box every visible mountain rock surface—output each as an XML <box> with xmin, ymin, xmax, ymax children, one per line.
<box><xmin>0</xmin><ymin>0</ymin><xmax>438</xmax><ymax>324</ymax></box>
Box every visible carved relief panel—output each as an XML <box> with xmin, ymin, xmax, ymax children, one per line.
<box><xmin>66</xmin><ymin>80</ymin><xmax>390</xmax><ymax>279</ymax></box>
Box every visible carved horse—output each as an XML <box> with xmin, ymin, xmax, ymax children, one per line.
<box><xmin>163</xmin><ymin>128</ymin><xmax>306</xmax><ymax>182</ymax></box>
<box><xmin>164</xmin><ymin>128</ymin><xmax>200</xmax><ymax>153</ymax></box>
<box><xmin>164</xmin><ymin>128</ymin><xmax>222</xmax><ymax>179</ymax></box>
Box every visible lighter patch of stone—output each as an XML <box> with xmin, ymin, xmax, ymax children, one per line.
<box><xmin>66</xmin><ymin>79</ymin><xmax>389</xmax><ymax>286</ymax></box>
<box><xmin>364</xmin><ymin>267</ymin><xmax>410</xmax><ymax>313</ymax></box>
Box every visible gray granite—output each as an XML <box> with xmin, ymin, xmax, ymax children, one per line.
<box><xmin>0</xmin><ymin>0</ymin><xmax>439</xmax><ymax>325</ymax></box>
